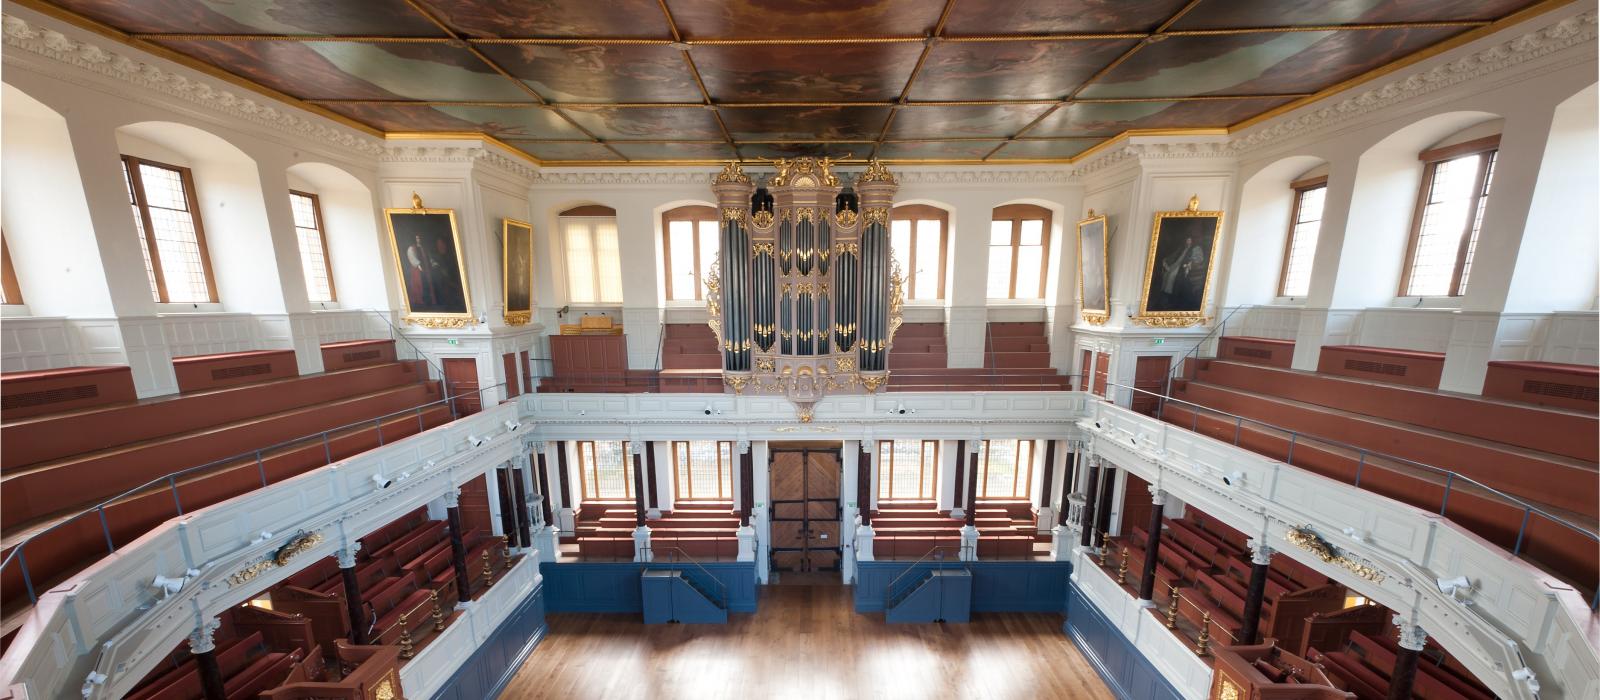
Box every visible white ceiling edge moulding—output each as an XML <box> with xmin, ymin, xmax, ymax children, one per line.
<box><xmin>1081</xmin><ymin>400</ymin><xmax>1599</xmax><ymax>700</ymax></box>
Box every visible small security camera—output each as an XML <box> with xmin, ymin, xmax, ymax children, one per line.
<box><xmin>1436</xmin><ymin>575</ymin><xmax>1472</xmax><ymax>598</ymax></box>
<box><xmin>152</xmin><ymin>574</ymin><xmax>187</xmax><ymax>599</ymax></box>
<box><xmin>1093</xmin><ymin>421</ymin><xmax>1102</xmax><ymax>429</ymax></box>
<box><xmin>1512</xmin><ymin>668</ymin><xmax>1539</xmax><ymax>693</ymax></box>
<box><xmin>250</xmin><ymin>530</ymin><xmax>274</xmax><ymax>545</ymax></box>
<box><xmin>372</xmin><ymin>473</ymin><xmax>393</xmax><ymax>489</ymax></box>
<box><xmin>425</xmin><ymin>459</ymin><xmax>437</xmax><ymax>469</ymax></box>
<box><xmin>1221</xmin><ymin>471</ymin><xmax>1244</xmax><ymax>487</ymax></box>
<box><xmin>893</xmin><ymin>402</ymin><xmax>908</xmax><ymax>415</ymax></box>
<box><xmin>400</xmin><ymin>471</ymin><xmax>412</xmax><ymax>481</ymax></box>
<box><xmin>503</xmin><ymin>420</ymin><xmax>521</xmax><ymax>432</ymax></box>
<box><xmin>704</xmin><ymin>404</ymin><xmax>714</xmax><ymax>416</ymax></box>
<box><xmin>466</xmin><ymin>434</ymin><xmax>487</xmax><ymax>448</ymax></box>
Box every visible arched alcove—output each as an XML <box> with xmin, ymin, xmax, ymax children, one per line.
<box><xmin>115</xmin><ymin>121</ymin><xmax>283</xmax><ymax>312</ymax></box>
<box><xmin>285</xmin><ymin>162</ymin><xmax>387</xmax><ymax>310</ymax></box>
<box><xmin>655</xmin><ymin>201</ymin><xmax>719</xmax><ymax>304</ymax></box>
<box><xmin>891</xmin><ymin>201</ymin><xmax>953</xmax><ymax>302</ymax></box>
<box><xmin>1504</xmin><ymin>84</ymin><xmax>1598</xmax><ymax>312</ymax></box>
<box><xmin>557</xmin><ymin>204</ymin><xmax>621</xmax><ymax>305</ymax></box>
<box><xmin>1224</xmin><ymin>155</ymin><xmax>1328</xmax><ymax>306</ymax></box>
<box><xmin>990</xmin><ymin>201</ymin><xmax>1058</xmax><ymax>301</ymax></box>
<box><xmin>0</xmin><ymin>83</ymin><xmax>116</xmax><ymax>317</ymax></box>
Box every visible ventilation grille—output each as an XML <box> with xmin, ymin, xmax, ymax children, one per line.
<box><xmin>1523</xmin><ymin>380</ymin><xmax>1598</xmax><ymax>402</ymax></box>
<box><xmin>2</xmin><ymin>384</ymin><xmax>99</xmax><ymax>410</ymax></box>
<box><xmin>211</xmin><ymin>363</ymin><xmax>273</xmax><ymax>381</ymax></box>
<box><xmin>1344</xmin><ymin>359</ymin><xmax>1407</xmax><ymax>377</ymax></box>
<box><xmin>342</xmin><ymin>350</ymin><xmax>381</xmax><ymax>363</ymax></box>
<box><xmin>1232</xmin><ymin>347</ymin><xmax>1274</xmax><ymax>360</ymax></box>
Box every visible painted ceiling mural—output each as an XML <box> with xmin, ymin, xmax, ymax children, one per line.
<box><xmin>33</xmin><ymin>0</ymin><xmax>1552</xmax><ymax>164</ymax></box>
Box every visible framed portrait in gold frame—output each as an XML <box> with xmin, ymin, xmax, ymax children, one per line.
<box><xmin>1077</xmin><ymin>212</ymin><xmax>1110</xmax><ymax>325</ymax></box>
<box><xmin>1136</xmin><ymin>195</ymin><xmax>1223</xmax><ymax>328</ymax></box>
<box><xmin>502</xmin><ymin>218</ymin><xmax>533</xmax><ymax>326</ymax></box>
<box><xmin>385</xmin><ymin>194</ymin><xmax>474</xmax><ymax>329</ymax></box>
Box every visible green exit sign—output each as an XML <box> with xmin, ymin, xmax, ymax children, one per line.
<box><xmin>1152</xmin><ymin>338</ymin><xmax>1165</xmax><ymax>345</ymax></box>
<box><xmin>446</xmin><ymin>338</ymin><xmax>460</xmax><ymax>345</ymax></box>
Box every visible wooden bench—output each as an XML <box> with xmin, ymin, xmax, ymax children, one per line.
<box><xmin>1218</xmin><ymin>336</ymin><xmax>1295</xmax><ymax>369</ymax></box>
<box><xmin>319</xmin><ymin>339</ymin><xmax>396</xmax><ymax>372</ymax></box>
<box><xmin>366</xmin><ymin>575</ymin><xmax>440</xmax><ymax>653</ymax></box>
<box><xmin>172</xmin><ymin>349</ymin><xmax>298</xmax><ymax>393</ymax></box>
<box><xmin>358</xmin><ymin>508</ymin><xmax>430</xmax><ymax>559</ymax></box>
<box><xmin>402</xmin><ymin>543</ymin><xmax>462</xmax><ymax>609</ymax></box>
<box><xmin>1318</xmin><ymin>345</ymin><xmax>1445</xmax><ymax>389</ymax></box>
<box><xmin>1347</xmin><ymin>632</ymin><xmax>1493</xmax><ymax>700</ymax></box>
<box><xmin>1483</xmin><ymin>360</ymin><xmax>1598</xmax><ymax>411</ymax></box>
<box><xmin>127</xmin><ymin>633</ymin><xmax>265</xmax><ymax>700</ymax></box>
<box><xmin>0</xmin><ymin>365</ymin><xmax>137</xmax><ymax>419</ymax></box>
<box><xmin>260</xmin><ymin>643</ymin><xmax>401</xmax><ymax>700</ymax></box>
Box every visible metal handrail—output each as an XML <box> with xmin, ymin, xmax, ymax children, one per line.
<box><xmin>365</xmin><ymin>310</ymin><xmax>456</xmax><ymax>415</ymax></box>
<box><xmin>1163</xmin><ymin>304</ymin><xmax>1256</xmax><ymax>397</ymax></box>
<box><xmin>1103</xmin><ymin>380</ymin><xmax>1600</xmax><ymax>603</ymax></box>
<box><xmin>884</xmin><ymin>544</ymin><xmax>969</xmax><ymax>607</ymax></box>
<box><xmin>3</xmin><ymin>381</ymin><xmax>508</xmax><ymax>604</ymax></box>
<box><xmin>646</xmin><ymin>546</ymin><xmax>731</xmax><ymax>608</ymax></box>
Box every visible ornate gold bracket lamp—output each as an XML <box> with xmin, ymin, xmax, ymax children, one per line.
<box><xmin>708</xmin><ymin>158</ymin><xmax>903</xmax><ymax>420</ymax></box>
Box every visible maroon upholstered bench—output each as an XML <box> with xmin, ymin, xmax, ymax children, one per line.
<box><xmin>0</xmin><ymin>365</ymin><xmax>137</xmax><ymax>419</ymax></box>
<box><xmin>1217</xmin><ymin>336</ymin><xmax>1295</xmax><ymax>368</ymax></box>
<box><xmin>172</xmin><ymin>349</ymin><xmax>298</xmax><ymax>393</ymax></box>
<box><xmin>319</xmin><ymin>339</ymin><xmax>396</xmax><ymax>372</ymax></box>
<box><xmin>1317</xmin><ymin>345</ymin><xmax>1445</xmax><ymax>389</ymax></box>
<box><xmin>1483</xmin><ymin>360</ymin><xmax>1598</xmax><ymax>411</ymax></box>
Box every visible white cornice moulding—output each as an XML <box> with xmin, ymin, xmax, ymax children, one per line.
<box><xmin>0</xmin><ymin>13</ymin><xmax>385</xmax><ymax>160</ymax></box>
<box><xmin>381</xmin><ymin>143</ymin><xmax>540</xmax><ymax>183</ymax></box>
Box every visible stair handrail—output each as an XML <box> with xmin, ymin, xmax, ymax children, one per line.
<box><xmin>644</xmin><ymin>546</ymin><xmax>730</xmax><ymax>609</ymax></box>
<box><xmin>0</xmin><ymin>381</ymin><xmax>509</xmax><ymax>606</ymax></box>
<box><xmin>884</xmin><ymin>544</ymin><xmax>966</xmax><ymax>609</ymax></box>
<box><xmin>1162</xmin><ymin>304</ymin><xmax>1256</xmax><ymax>399</ymax></box>
<box><xmin>363</xmin><ymin>309</ymin><xmax>456</xmax><ymax>410</ymax></box>
<box><xmin>1107</xmin><ymin>380</ymin><xmax>1600</xmax><ymax>609</ymax></box>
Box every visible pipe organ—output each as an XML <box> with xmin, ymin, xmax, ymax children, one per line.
<box><xmin>708</xmin><ymin>158</ymin><xmax>903</xmax><ymax>420</ymax></box>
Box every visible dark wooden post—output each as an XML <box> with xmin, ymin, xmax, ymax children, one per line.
<box><xmin>1137</xmin><ymin>490</ymin><xmax>1165</xmax><ymax>601</ymax></box>
<box><xmin>964</xmin><ymin>443</ymin><xmax>979</xmax><ymax>527</ymax></box>
<box><xmin>446</xmin><ymin>489</ymin><xmax>473</xmax><ymax>601</ymax></box>
<box><xmin>535</xmin><ymin>446</ymin><xmax>555</xmax><ymax>527</ymax></box>
<box><xmin>495</xmin><ymin>466</ymin><xmax>518</xmax><ymax>540</ymax></box>
<box><xmin>1078</xmin><ymin>458</ymin><xmax>1102</xmax><ymax>548</ymax></box>
<box><xmin>1057</xmin><ymin>448</ymin><xmax>1076</xmax><ymax>527</ymax></box>
<box><xmin>554</xmin><ymin>441</ymin><xmax>572</xmax><ymax>511</ymax></box>
<box><xmin>1238</xmin><ymin>545</ymin><xmax>1273</xmax><ymax>645</ymax></box>
<box><xmin>338</xmin><ymin>548</ymin><xmax>367</xmax><ymax>644</ymax></box>
<box><xmin>1037</xmin><ymin>440</ymin><xmax>1056</xmax><ymax>509</ymax></box>
<box><xmin>739</xmin><ymin>447</ymin><xmax>754</xmax><ymax>527</ymax></box>
<box><xmin>631</xmin><ymin>446</ymin><xmax>648</xmax><ymax>527</ymax></box>
<box><xmin>511</xmin><ymin>458</ymin><xmax>533</xmax><ymax>548</ymax></box>
<box><xmin>857</xmin><ymin>443</ymin><xmax>874</xmax><ymax>525</ymax></box>
<box><xmin>1094</xmin><ymin>466</ymin><xmax>1117</xmax><ymax>547</ymax></box>
<box><xmin>1387</xmin><ymin>625</ymin><xmax>1426</xmax><ymax>700</ymax></box>
<box><xmin>645</xmin><ymin>440</ymin><xmax>660</xmax><ymax>512</ymax></box>
<box><xmin>190</xmin><ymin>621</ymin><xmax>226</xmax><ymax>700</ymax></box>
<box><xmin>952</xmin><ymin>440</ymin><xmax>965</xmax><ymax>511</ymax></box>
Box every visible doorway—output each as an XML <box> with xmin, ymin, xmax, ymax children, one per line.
<box><xmin>1132</xmin><ymin>355</ymin><xmax>1172</xmax><ymax>416</ymax></box>
<box><xmin>443</xmin><ymin>357</ymin><xmax>481</xmax><ymax>416</ymax></box>
<box><xmin>769</xmin><ymin>445</ymin><xmax>842</xmax><ymax>573</ymax></box>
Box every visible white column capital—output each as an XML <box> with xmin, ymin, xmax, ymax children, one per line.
<box><xmin>532</xmin><ymin>440</ymin><xmax>547</xmax><ymax>453</ymax></box>
<box><xmin>966</xmin><ymin>439</ymin><xmax>980</xmax><ymax>455</ymax></box>
<box><xmin>336</xmin><ymin>543</ymin><xmax>361</xmax><ymax>569</ymax></box>
<box><xmin>1150</xmin><ymin>489</ymin><xmax>1167</xmax><ymax>506</ymax></box>
<box><xmin>630</xmin><ymin>440</ymin><xmax>644</xmax><ymax>455</ymax></box>
<box><xmin>1248</xmin><ymin>540</ymin><xmax>1275</xmax><ymax>566</ymax></box>
<box><xmin>737</xmin><ymin>439</ymin><xmax>751</xmax><ymax>454</ymax></box>
<box><xmin>187</xmin><ymin>617</ymin><xmax>221</xmax><ymax>655</ymax></box>
<box><xmin>1394</xmin><ymin>616</ymin><xmax>1428</xmax><ymax>651</ymax></box>
<box><xmin>443</xmin><ymin>488</ymin><xmax>461</xmax><ymax>508</ymax></box>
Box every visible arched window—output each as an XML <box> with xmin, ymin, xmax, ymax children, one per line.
<box><xmin>121</xmin><ymin>155</ymin><xmax>217</xmax><ymax>303</ymax></box>
<box><xmin>890</xmin><ymin>204</ymin><xmax>948</xmax><ymax>301</ymax></box>
<box><xmin>977</xmin><ymin>439</ymin><xmax>1036</xmax><ymax>500</ymax></box>
<box><xmin>1278</xmin><ymin>175</ymin><xmax>1327</xmax><ymax>298</ymax></box>
<box><xmin>877</xmin><ymin>440</ymin><xmax>938</xmax><ymax>502</ymax></box>
<box><xmin>1401</xmin><ymin>135</ymin><xmax>1499</xmax><ymax>297</ymax></box>
<box><xmin>0</xmin><ymin>234</ymin><xmax>20</xmax><ymax>305</ymax></box>
<box><xmin>661</xmin><ymin>205</ymin><xmax>718</xmax><ymax>302</ymax></box>
<box><xmin>560</xmin><ymin>205</ymin><xmax>622</xmax><ymax>304</ymax></box>
<box><xmin>988</xmin><ymin>204</ymin><xmax>1052</xmax><ymax>299</ymax></box>
<box><xmin>289</xmin><ymin>191</ymin><xmax>336</xmax><ymax>302</ymax></box>
<box><xmin>672</xmin><ymin>440</ymin><xmax>733</xmax><ymax>501</ymax></box>
<box><xmin>577</xmin><ymin>440</ymin><xmax>634</xmax><ymax>500</ymax></box>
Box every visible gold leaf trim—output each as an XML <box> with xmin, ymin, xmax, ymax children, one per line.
<box><xmin>1284</xmin><ymin>526</ymin><xmax>1387</xmax><ymax>583</ymax></box>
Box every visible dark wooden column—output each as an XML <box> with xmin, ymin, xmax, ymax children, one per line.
<box><xmin>1238</xmin><ymin>545</ymin><xmax>1273</xmax><ymax>645</ymax></box>
<box><xmin>495</xmin><ymin>466</ymin><xmax>518</xmax><ymax>540</ymax></box>
<box><xmin>632</xmin><ymin>447</ymin><xmax>648</xmax><ymax>527</ymax></box>
<box><xmin>1387</xmin><ymin>630</ymin><xmax>1425</xmax><ymax>700</ymax></box>
<box><xmin>554</xmin><ymin>441</ymin><xmax>572</xmax><ymax>513</ymax></box>
<box><xmin>446</xmin><ymin>491</ymin><xmax>473</xmax><ymax>601</ymax></box>
<box><xmin>951</xmin><ymin>440</ymin><xmax>965</xmax><ymax>511</ymax></box>
<box><xmin>738</xmin><ymin>448</ymin><xmax>754</xmax><ymax>526</ymax></box>
<box><xmin>535</xmin><ymin>448</ymin><xmax>555</xmax><ymax>527</ymax></box>
<box><xmin>645</xmin><ymin>441</ymin><xmax>660</xmax><ymax>511</ymax></box>
<box><xmin>963</xmin><ymin>444</ymin><xmax>979</xmax><ymax>527</ymax></box>
<box><xmin>1094</xmin><ymin>466</ymin><xmax>1117</xmax><ymax>547</ymax></box>
<box><xmin>857</xmin><ymin>443</ymin><xmax>874</xmax><ymax>526</ymax></box>
<box><xmin>1037</xmin><ymin>440</ymin><xmax>1056</xmax><ymax>509</ymax></box>
<box><xmin>1078</xmin><ymin>459</ymin><xmax>1101</xmax><ymax>548</ymax></box>
<box><xmin>338</xmin><ymin>548</ymin><xmax>367</xmax><ymax>644</ymax></box>
<box><xmin>191</xmin><ymin>624</ymin><xmax>226</xmax><ymax>700</ymax></box>
<box><xmin>1137</xmin><ymin>491</ymin><xmax>1165</xmax><ymax>601</ymax></box>
<box><xmin>1057</xmin><ymin>450</ymin><xmax>1076</xmax><ymax>527</ymax></box>
<box><xmin>511</xmin><ymin>459</ymin><xmax>533</xmax><ymax>548</ymax></box>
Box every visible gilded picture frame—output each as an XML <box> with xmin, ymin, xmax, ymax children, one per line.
<box><xmin>384</xmin><ymin>194</ymin><xmax>474</xmax><ymax>329</ymax></box>
<box><xmin>1136</xmin><ymin>196</ymin><xmax>1223</xmax><ymax>328</ymax></box>
<box><xmin>1077</xmin><ymin>212</ymin><xmax>1110</xmax><ymax>325</ymax></box>
<box><xmin>501</xmin><ymin>218</ymin><xmax>533</xmax><ymax>326</ymax></box>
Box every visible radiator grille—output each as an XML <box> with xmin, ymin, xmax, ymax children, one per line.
<box><xmin>1522</xmin><ymin>380</ymin><xmax>1598</xmax><ymax>402</ymax></box>
<box><xmin>1</xmin><ymin>384</ymin><xmax>99</xmax><ymax>410</ymax></box>
<box><xmin>211</xmin><ymin>363</ymin><xmax>273</xmax><ymax>380</ymax></box>
<box><xmin>1231</xmin><ymin>347</ymin><xmax>1274</xmax><ymax>360</ymax></box>
<box><xmin>342</xmin><ymin>350</ymin><xmax>382</xmax><ymax>363</ymax></box>
<box><xmin>1343</xmin><ymin>359</ymin><xmax>1407</xmax><ymax>377</ymax></box>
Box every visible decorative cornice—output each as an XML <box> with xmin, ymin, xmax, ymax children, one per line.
<box><xmin>533</xmin><ymin>170</ymin><xmax>718</xmax><ymax>186</ymax></box>
<box><xmin>1</xmin><ymin>13</ymin><xmax>384</xmax><ymax>159</ymax></box>
<box><xmin>380</xmin><ymin>143</ymin><xmax>539</xmax><ymax>182</ymax></box>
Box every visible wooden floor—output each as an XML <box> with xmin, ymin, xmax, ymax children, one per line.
<box><xmin>499</xmin><ymin>583</ymin><xmax>1114</xmax><ymax>700</ymax></box>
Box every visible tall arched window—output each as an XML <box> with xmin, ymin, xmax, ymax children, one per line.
<box><xmin>977</xmin><ymin>439</ymin><xmax>1036</xmax><ymax>500</ymax></box>
<box><xmin>122</xmin><ymin>155</ymin><xmax>217</xmax><ymax>303</ymax></box>
<box><xmin>662</xmin><ymin>205</ymin><xmax>718</xmax><ymax>302</ymax></box>
<box><xmin>1401</xmin><ymin>135</ymin><xmax>1499</xmax><ymax>297</ymax></box>
<box><xmin>889</xmin><ymin>204</ymin><xmax>948</xmax><ymax>301</ymax></box>
<box><xmin>0</xmin><ymin>234</ymin><xmax>20</xmax><ymax>305</ymax></box>
<box><xmin>877</xmin><ymin>440</ymin><xmax>938</xmax><ymax>502</ymax></box>
<box><xmin>561</xmin><ymin>205</ymin><xmax>622</xmax><ymax>304</ymax></box>
<box><xmin>577</xmin><ymin>440</ymin><xmax>634</xmax><ymax>500</ymax></box>
<box><xmin>1278</xmin><ymin>176</ymin><xmax>1327</xmax><ymax>298</ymax></box>
<box><xmin>988</xmin><ymin>204</ymin><xmax>1052</xmax><ymax>299</ymax></box>
<box><xmin>289</xmin><ymin>191</ymin><xmax>336</xmax><ymax>302</ymax></box>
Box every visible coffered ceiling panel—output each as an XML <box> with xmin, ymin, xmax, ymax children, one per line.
<box><xmin>667</xmin><ymin>0</ymin><xmax>947</xmax><ymax>39</ymax></box>
<box><xmin>27</xmin><ymin>0</ymin><xmax>1549</xmax><ymax>163</ymax></box>
<box><xmin>1077</xmin><ymin>27</ymin><xmax>1466</xmax><ymax>99</ymax></box>
<box><xmin>479</xmin><ymin>44</ymin><xmax>704</xmax><ymax>103</ymax></box>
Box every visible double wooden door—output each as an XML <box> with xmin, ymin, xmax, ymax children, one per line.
<box><xmin>443</xmin><ymin>357</ymin><xmax>480</xmax><ymax>416</ymax></box>
<box><xmin>769</xmin><ymin>446</ymin><xmax>841</xmax><ymax>572</ymax></box>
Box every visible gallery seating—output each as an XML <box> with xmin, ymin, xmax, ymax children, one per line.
<box><xmin>1315</xmin><ymin>345</ymin><xmax>1446</xmax><ymax>389</ymax></box>
<box><xmin>575</xmin><ymin>501</ymin><xmax>741</xmax><ymax>560</ymax></box>
<box><xmin>1482</xmin><ymin>360</ymin><xmax>1597</xmax><ymax>411</ymax></box>
<box><xmin>1215</xmin><ymin>336</ymin><xmax>1295</xmax><ymax>369</ymax></box>
<box><xmin>171</xmin><ymin>349</ymin><xmax>299</xmax><ymax>393</ymax></box>
<box><xmin>0</xmin><ymin>365</ymin><xmax>137</xmax><ymax>419</ymax></box>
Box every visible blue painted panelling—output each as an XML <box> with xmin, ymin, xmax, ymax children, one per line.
<box><xmin>886</xmin><ymin>570</ymin><xmax>972</xmax><ymax>623</ymax></box>
<box><xmin>856</xmin><ymin>561</ymin><xmax>1071</xmax><ymax>613</ymax></box>
<box><xmin>1064</xmin><ymin>582</ymin><xmax>1184</xmax><ymax>700</ymax></box>
<box><xmin>430</xmin><ymin>584</ymin><xmax>548</xmax><ymax>700</ymax></box>
<box><xmin>541</xmin><ymin>561</ymin><xmax>758</xmax><ymax>613</ymax></box>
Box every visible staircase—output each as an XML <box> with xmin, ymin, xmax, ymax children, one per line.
<box><xmin>641</xmin><ymin>549</ymin><xmax>729</xmax><ymax>623</ymax></box>
<box><xmin>883</xmin><ymin>548</ymin><xmax>972</xmax><ymax>623</ymax></box>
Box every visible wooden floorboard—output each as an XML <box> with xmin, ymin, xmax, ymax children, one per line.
<box><xmin>500</xmin><ymin>584</ymin><xmax>1114</xmax><ymax>700</ymax></box>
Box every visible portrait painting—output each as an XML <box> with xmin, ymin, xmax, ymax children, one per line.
<box><xmin>1138</xmin><ymin>197</ymin><xmax>1223</xmax><ymax>325</ymax></box>
<box><xmin>1077</xmin><ymin>213</ymin><xmax>1110</xmax><ymax>325</ymax></box>
<box><xmin>502</xmin><ymin>218</ymin><xmax>533</xmax><ymax>325</ymax></box>
<box><xmin>385</xmin><ymin>199</ymin><xmax>473</xmax><ymax>326</ymax></box>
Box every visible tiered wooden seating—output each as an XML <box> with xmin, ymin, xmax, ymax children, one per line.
<box><xmin>1316</xmin><ymin>345</ymin><xmax>1445</xmax><ymax>389</ymax></box>
<box><xmin>886</xmin><ymin>322</ymin><xmax>1074</xmax><ymax>392</ymax></box>
<box><xmin>259</xmin><ymin>643</ymin><xmax>402</xmax><ymax>700</ymax></box>
<box><xmin>125</xmin><ymin>628</ymin><xmax>321</xmax><ymax>700</ymax></box>
<box><xmin>1483</xmin><ymin>360</ymin><xmax>1597</xmax><ymax>411</ymax></box>
<box><xmin>1210</xmin><ymin>643</ymin><xmax>1357</xmax><ymax>699</ymax></box>
<box><xmin>1217</xmin><ymin>336</ymin><xmax>1295</xmax><ymax>369</ymax></box>
<box><xmin>0</xmin><ymin>365</ymin><xmax>136</xmax><ymax>419</ymax></box>
<box><xmin>866</xmin><ymin>500</ymin><xmax>1038</xmax><ymax>559</ymax></box>
<box><xmin>985</xmin><ymin>322</ymin><xmax>1052</xmax><ymax>369</ymax></box>
<box><xmin>1162</xmin><ymin>358</ymin><xmax>1599</xmax><ymax>597</ymax></box>
<box><xmin>319</xmin><ymin>339</ymin><xmax>396</xmax><ymax>372</ymax></box>
<box><xmin>1</xmin><ymin>360</ymin><xmax>449</xmax><ymax>627</ymax></box>
<box><xmin>887</xmin><ymin>323</ymin><xmax>948</xmax><ymax>370</ymax></box>
<box><xmin>172</xmin><ymin>349</ymin><xmax>299</xmax><ymax>393</ymax></box>
<box><xmin>659</xmin><ymin>323</ymin><xmax>723</xmax><ymax>393</ymax></box>
<box><xmin>1307</xmin><ymin>631</ymin><xmax>1496</xmax><ymax>700</ymax></box>
<box><xmin>576</xmin><ymin>501</ymin><xmax>741</xmax><ymax>560</ymax></box>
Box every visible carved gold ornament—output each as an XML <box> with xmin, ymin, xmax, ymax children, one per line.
<box><xmin>373</xmin><ymin>673</ymin><xmax>398</xmax><ymax>700</ymax></box>
<box><xmin>797</xmin><ymin>405</ymin><xmax>815</xmax><ymax>423</ymax></box>
<box><xmin>1081</xmin><ymin>311</ymin><xmax>1109</xmax><ymax>326</ymax></box>
<box><xmin>405</xmin><ymin>315</ymin><xmax>472</xmax><ymax>329</ymax></box>
<box><xmin>888</xmin><ymin>258</ymin><xmax>905</xmax><ymax>341</ymax></box>
<box><xmin>860</xmin><ymin>374</ymin><xmax>888</xmax><ymax>393</ymax></box>
<box><xmin>722</xmin><ymin>207</ymin><xmax>744</xmax><ymax>222</ymax></box>
<box><xmin>714</xmin><ymin>160</ymin><xmax>751</xmax><ymax>184</ymax></box>
<box><xmin>756</xmin><ymin>357</ymin><xmax>775</xmax><ymax>372</ymax></box>
<box><xmin>725</xmin><ymin>374</ymin><xmax>749</xmax><ymax>394</ymax></box>
<box><xmin>752</xmin><ymin>210</ymin><xmax>774</xmax><ymax>228</ymax></box>
<box><xmin>835</xmin><ymin>209</ymin><xmax>859</xmax><ymax>228</ymax></box>
<box><xmin>503</xmin><ymin>311</ymin><xmax>532</xmax><ymax>326</ymax></box>
<box><xmin>835</xmin><ymin>356</ymin><xmax>855</xmax><ymax>372</ymax></box>
<box><xmin>857</xmin><ymin>158</ymin><xmax>897</xmax><ymax>185</ymax></box>
<box><xmin>1217</xmin><ymin>677</ymin><xmax>1241</xmax><ymax>700</ymax></box>
<box><xmin>1132</xmin><ymin>315</ymin><xmax>1208</xmax><ymax>328</ymax></box>
<box><xmin>797</xmin><ymin>208</ymin><xmax>815</xmax><ymax>223</ymax></box>
<box><xmin>863</xmin><ymin>207</ymin><xmax>890</xmax><ymax>226</ymax></box>
<box><xmin>229</xmin><ymin>532</ymin><xmax>325</xmax><ymax>587</ymax></box>
<box><xmin>1285</xmin><ymin>526</ymin><xmax>1387</xmax><ymax>583</ymax></box>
